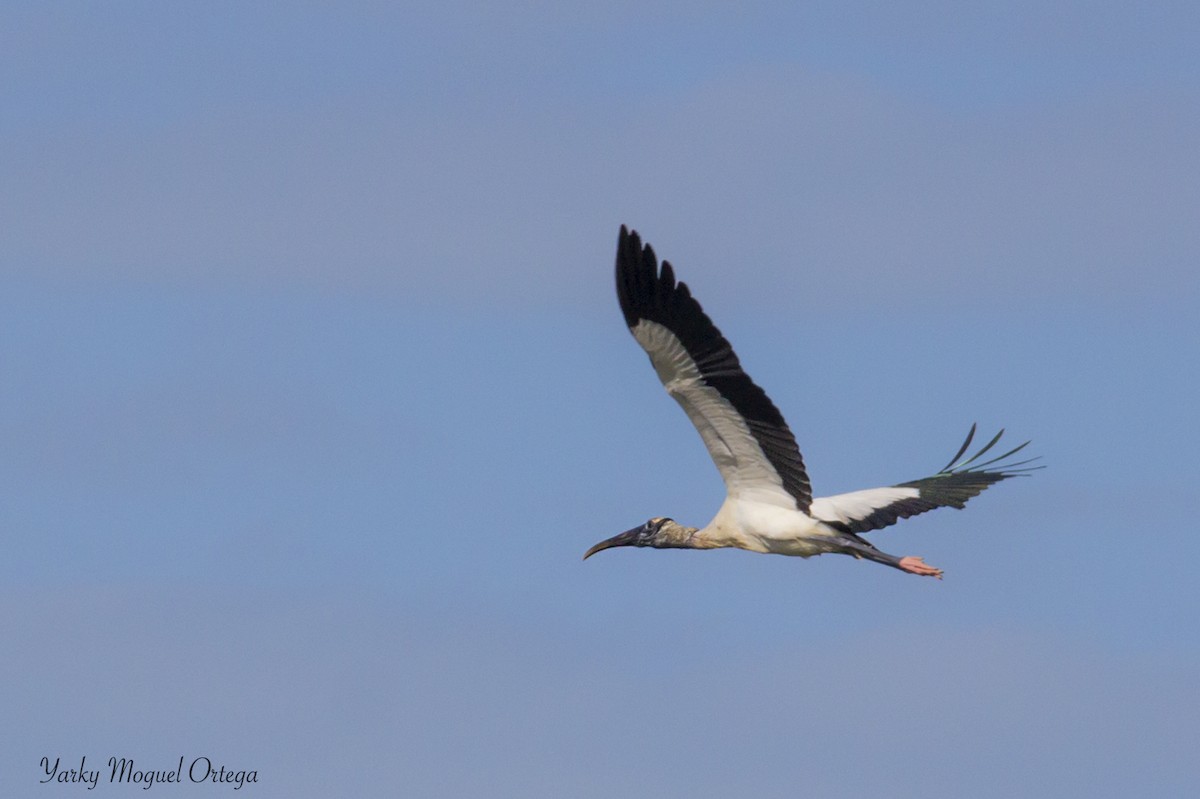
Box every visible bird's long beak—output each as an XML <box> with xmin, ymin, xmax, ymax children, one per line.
<box><xmin>582</xmin><ymin>527</ymin><xmax>640</xmax><ymax>560</ymax></box>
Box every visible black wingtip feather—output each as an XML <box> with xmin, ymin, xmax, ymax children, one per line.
<box><xmin>954</xmin><ymin>427</ymin><xmax>1006</xmax><ymax>470</ymax></box>
<box><xmin>941</xmin><ymin>422</ymin><xmax>977</xmax><ymax>472</ymax></box>
<box><xmin>970</xmin><ymin>439</ymin><xmax>1032</xmax><ymax>471</ymax></box>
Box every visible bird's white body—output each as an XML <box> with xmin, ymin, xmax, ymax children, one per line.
<box><xmin>699</xmin><ymin>498</ymin><xmax>837</xmax><ymax>556</ymax></box>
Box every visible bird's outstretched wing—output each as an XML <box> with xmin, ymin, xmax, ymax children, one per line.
<box><xmin>809</xmin><ymin>424</ymin><xmax>1041</xmax><ymax>533</ymax></box>
<box><xmin>615</xmin><ymin>225</ymin><xmax>812</xmax><ymax>511</ymax></box>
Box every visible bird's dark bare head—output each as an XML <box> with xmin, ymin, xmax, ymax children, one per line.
<box><xmin>583</xmin><ymin>517</ymin><xmax>694</xmax><ymax>559</ymax></box>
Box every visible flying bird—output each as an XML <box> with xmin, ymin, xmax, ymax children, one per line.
<box><xmin>584</xmin><ymin>226</ymin><xmax>1039</xmax><ymax>577</ymax></box>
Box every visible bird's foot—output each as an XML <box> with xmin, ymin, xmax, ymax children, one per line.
<box><xmin>898</xmin><ymin>556</ymin><xmax>943</xmax><ymax>579</ymax></box>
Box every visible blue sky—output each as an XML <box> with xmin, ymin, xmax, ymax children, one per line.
<box><xmin>3</xmin><ymin>2</ymin><xmax>1198</xmax><ymax>796</ymax></box>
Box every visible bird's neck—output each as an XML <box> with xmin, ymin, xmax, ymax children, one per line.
<box><xmin>658</xmin><ymin>520</ymin><xmax>711</xmax><ymax>549</ymax></box>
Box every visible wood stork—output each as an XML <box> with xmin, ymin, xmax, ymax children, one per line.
<box><xmin>584</xmin><ymin>226</ymin><xmax>1040</xmax><ymax>577</ymax></box>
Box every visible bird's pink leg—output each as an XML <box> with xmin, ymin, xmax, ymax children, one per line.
<box><xmin>898</xmin><ymin>556</ymin><xmax>943</xmax><ymax>579</ymax></box>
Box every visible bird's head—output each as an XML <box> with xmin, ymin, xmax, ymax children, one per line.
<box><xmin>583</xmin><ymin>517</ymin><xmax>693</xmax><ymax>559</ymax></box>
